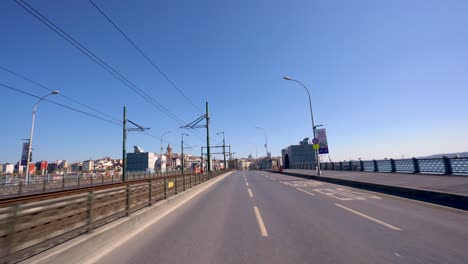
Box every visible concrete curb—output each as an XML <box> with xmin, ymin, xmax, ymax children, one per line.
<box><xmin>274</xmin><ymin>170</ymin><xmax>468</xmax><ymax>211</ymax></box>
<box><xmin>21</xmin><ymin>171</ymin><xmax>233</xmax><ymax>264</ymax></box>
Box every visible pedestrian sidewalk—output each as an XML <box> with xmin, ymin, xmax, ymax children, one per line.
<box><xmin>283</xmin><ymin>169</ymin><xmax>468</xmax><ymax>196</ymax></box>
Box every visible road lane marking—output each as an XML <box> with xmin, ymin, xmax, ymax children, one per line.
<box><xmin>296</xmin><ymin>188</ymin><xmax>316</xmax><ymax>196</ymax></box>
<box><xmin>248</xmin><ymin>188</ymin><xmax>253</xmax><ymax>197</ymax></box>
<box><xmin>335</xmin><ymin>203</ymin><xmax>401</xmax><ymax>231</ymax></box>
<box><xmin>253</xmin><ymin>206</ymin><xmax>268</xmax><ymax>237</ymax></box>
<box><xmin>314</xmin><ymin>189</ymin><xmax>354</xmax><ymax>200</ymax></box>
<box><xmin>245</xmin><ymin>181</ymin><xmax>249</xmax><ymax>187</ymax></box>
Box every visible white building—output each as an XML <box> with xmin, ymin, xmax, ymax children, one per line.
<box><xmin>3</xmin><ymin>164</ymin><xmax>15</xmax><ymax>174</ymax></box>
<box><xmin>83</xmin><ymin>160</ymin><xmax>94</xmax><ymax>172</ymax></box>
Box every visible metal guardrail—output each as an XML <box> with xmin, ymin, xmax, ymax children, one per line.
<box><xmin>320</xmin><ymin>157</ymin><xmax>468</xmax><ymax>175</ymax></box>
<box><xmin>0</xmin><ymin>170</ymin><xmax>193</xmax><ymax>198</ymax></box>
<box><xmin>0</xmin><ymin>170</ymin><xmax>226</xmax><ymax>263</ymax></box>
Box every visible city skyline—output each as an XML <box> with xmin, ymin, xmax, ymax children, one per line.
<box><xmin>1</xmin><ymin>0</ymin><xmax>468</xmax><ymax>164</ymax></box>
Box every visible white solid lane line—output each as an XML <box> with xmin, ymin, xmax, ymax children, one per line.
<box><xmin>253</xmin><ymin>206</ymin><xmax>268</xmax><ymax>237</ymax></box>
<box><xmin>248</xmin><ymin>188</ymin><xmax>254</xmax><ymax>198</ymax></box>
<box><xmin>335</xmin><ymin>203</ymin><xmax>401</xmax><ymax>231</ymax></box>
<box><xmin>246</xmin><ymin>181</ymin><xmax>249</xmax><ymax>187</ymax></box>
<box><xmin>296</xmin><ymin>188</ymin><xmax>316</xmax><ymax>196</ymax></box>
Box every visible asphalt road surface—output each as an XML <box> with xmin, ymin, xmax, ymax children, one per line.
<box><xmin>97</xmin><ymin>170</ymin><xmax>468</xmax><ymax>264</ymax></box>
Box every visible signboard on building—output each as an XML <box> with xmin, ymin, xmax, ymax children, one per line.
<box><xmin>20</xmin><ymin>142</ymin><xmax>29</xmax><ymax>166</ymax></box>
<box><xmin>315</xmin><ymin>128</ymin><xmax>329</xmax><ymax>154</ymax></box>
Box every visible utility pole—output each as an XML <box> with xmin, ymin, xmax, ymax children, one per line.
<box><xmin>122</xmin><ymin>106</ymin><xmax>127</xmax><ymax>181</ymax></box>
<box><xmin>206</xmin><ymin>102</ymin><xmax>211</xmax><ymax>172</ymax></box>
<box><xmin>181</xmin><ymin>133</ymin><xmax>189</xmax><ymax>174</ymax></box>
<box><xmin>223</xmin><ymin>135</ymin><xmax>226</xmax><ymax>170</ymax></box>
<box><xmin>200</xmin><ymin>146</ymin><xmax>203</xmax><ymax>172</ymax></box>
<box><xmin>122</xmin><ymin>106</ymin><xmax>149</xmax><ymax>181</ymax></box>
<box><xmin>217</xmin><ymin>132</ymin><xmax>226</xmax><ymax>170</ymax></box>
<box><xmin>180</xmin><ymin>101</ymin><xmax>211</xmax><ymax>172</ymax></box>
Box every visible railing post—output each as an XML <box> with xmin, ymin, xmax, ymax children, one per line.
<box><xmin>442</xmin><ymin>157</ymin><xmax>452</xmax><ymax>175</ymax></box>
<box><xmin>62</xmin><ymin>175</ymin><xmax>65</xmax><ymax>190</ymax></box>
<box><xmin>175</xmin><ymin>176</ymin><xmax>178</xmax><ymax>195</ymax></box>
<box><xmin>373</xmin><ymin>160</ymin><xmax>378</xmax><ymax>172</ymax></box>
<box><xmin>42</xmin><ymin>179</ymin><xmax>46</xmax><ymax>193</ymax></box>
<box><xmin>78</xmin><ymin>175</ymin><xmax>81</xmax><ymax>188</ymax></box>
<box><xmin>190</xmin><ymin>174</ymin><xmax>192</xmax><ymax>188</ymax></box>
<box><xmin>331</xmin><ymin>163</ymin><xmax>334</xmax><ymax>170</ymax></box>
<box><xmin>102</xmin><ymin>174</ymin><xmax>104</xmax><ymax>185</ymax></box>
<box><xmin>359</xmin><ymin>160</ymin><xmax>364</xmax><ymax>171</ymax></box>
<box><xmin>148</xmin><ymin>180</ymin><xmax>152</xmax><ymax>206</ymax></box>
<box><xmin>126</xmin><ymin>185</ymin><xmax>130</xmax><ymax>216</ymax></box>
<box><xmin>183</xmin><ymin>175</ymin><xmax>186</xmax><ymax>191</ymax></box>
<box><xmin>164</xmin><ymin>179</ymin><xmax>167</xmax><ymax>199</ymax></box>
<box><xmin>412</xmin><ymin>158</ymin><xmax>420</xmax><ymax>173</ymax></box>
<box><xmin>390</xmin><ymin>159</ymin><xmax>396</xmax><ymax>172</ymax></box>
<box><xmin>18</xmin><ymin>181</ymin><xmax>23</xmax><ymax>196</ymax></box>
<box><xmin>87</xmin><ymin>191</ymin><xmax>94</xmax><ymax>233</ymax></box>
<box><xmin>349</xmin><ymin>161</ymin><xmax>352</xmax><ymax>171</ymax></box>
<box><xmin>339</xmin><ymin>162</ymin><xmax>343</xmax><ymax>171</ymax></box>
<box><xmin>6</xmin><ymin>204</ymin><xmax>20</xmax><ymax>259</ymax></box>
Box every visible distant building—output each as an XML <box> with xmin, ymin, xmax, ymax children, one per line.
<box><xmin>127</xmin><ymin>149</ymin><xmax>157</xmax><ymax>172</ymax></box>
<box><xmin>3</xmin><ymin>164</ymin><xmax>14</xmax><ymax>174</ymax></box>
<box><xmin>83</xmin><ymin>160</ymin><xmax>94</xmax><ymax>172</ymax></box>
<box><xmin>35</xmin><ymin>161</ymin><xmax>48</xmax><ymax>175</ymax></box>
<box><xmin>281</xmin><ymin>141</ymin><xmax>316</xmax><ymax>169</ymax></box>
<box><xmin>70</xmin><ymin>163</ymin><xmax>82</xmax><ymax>172</ymax></box>
<box><xmin>47</xmin><ymin>163</ymin><xmax>59</xmax><ymax>173</ymax></box>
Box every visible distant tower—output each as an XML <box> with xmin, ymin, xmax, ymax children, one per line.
<box><xmin>248</xmin><ymin>154</ymin><xmax>253</xmax><ymax>159</ymax></box>
<box><xmin>166</xmin><ymin>144</ymin><xmax>173</xmax><ymax>155</ymax></box>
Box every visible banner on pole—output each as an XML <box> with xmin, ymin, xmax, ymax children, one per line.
<box><xmin>20</xmin><ymin>142</ymin><xmax>29</xmax><ymax>166</ymax></box>
<box><xmin>315</xmin><ymin>128</ymin><xmax>329</xmax><ymax>154</ymax></box>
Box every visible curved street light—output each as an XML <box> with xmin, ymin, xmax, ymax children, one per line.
<box><xmin>255</xmin><ymin>126</ymin><xmax>269</xmax><ymax>158</ymax></box>
<box><xmin>217</xmin><ymin>132</ymin><xmax>227</xmax><ymax>169</ymax></box>
<box><xmin>26</xmin><ymin>90</ymin><xmax>60</xmax><ymax>183</ymax></box>
<box><xmin>283</xmin><ymin>76</ymin><xmax>321</xmax><ymax>175</ymax></box>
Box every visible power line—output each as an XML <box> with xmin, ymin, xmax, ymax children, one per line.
<box><xmin>15</xmin><ymin>0</ymin><xmax>187</xmax><ymax>127</ymax></box>
<box><xmin>0</xmin><ymin>65</ymin><xmax>121</xmax><ymax>123</ymax></box>
<box><xmin>1</xmin><ymin>82</ymin><xmax>122</xmax><ymax>126</ymax></box>
<box><xmin>88</xmin><ymin>0</ymin><xmax>203</xmax><ymax>114</ymax></box>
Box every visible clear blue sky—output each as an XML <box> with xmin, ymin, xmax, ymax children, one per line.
<box><xmin>1</xmin><ymin>0</ymin><xmax>467</xmax><ymax>164</ymax></box>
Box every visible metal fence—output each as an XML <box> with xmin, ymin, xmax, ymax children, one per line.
<box><xmin>0</xmin><ymin>170</ymin><xmax>226</xmax><ymax>263</ymax></box>
<box><xmin>0</xmin><ymin>170</ymin><xmax>201</xmax><ymax>198</ymax></box>
<box><xmin>320</xmin><ymin>157</ymin><xmax>468</xmax><ymax>175</ymax></box>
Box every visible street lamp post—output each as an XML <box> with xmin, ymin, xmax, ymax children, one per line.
<box><xmin>160</xmin><ymin>130</ymin><xmax>172</xmax><ymax>173</ymax></box>
<box><xmin>283</xmin><ymin>76</ymin><xmax>321</xmax><ymax>175</ymax></box>
<box><xmin>255</xmin><ymin>126</ymin><xmax>270</xmax><ymax>169</ymax></box>
<box><xmin>181</xmin><ymin>133</ymin><xmax>189</xmax><ymax>174</ymax></box>
<box><xmin>25</xmin><ymin>90</ymin><xmax>60</xmax><ymax>183</ymax></box>
<box><xmin>255</xmin><ymin>127</ymin><xmax>269</xmax><ymax>157</ymax></box>
<box><xmin>217</xmin><ymin>132</ymin><xmax>226</xmax><ymax>170</ymax></box>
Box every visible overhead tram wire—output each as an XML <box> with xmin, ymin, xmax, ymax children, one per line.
<box><xmin>1</xmin><ymin>82</ymin><xmax>121</xmax><ymax>127</ymax></box>
<box><xmin>87</xmin><ymin>0</ymin><xmax>203</xmax><ymax>115</ymax></box>
<box><xmin>15</xmin><ymin>0</ymin><xmax>187</xmax><ymax>127</ymax></box>
<box><xmin>87</xmin><ymin>0</ymin><xmax>205</xmax><ymax>139</ymax></box>
<box><xmin>0</xmin><ymin>65</ymin><xmax>121</xmax><ymax>123</ymax></box>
